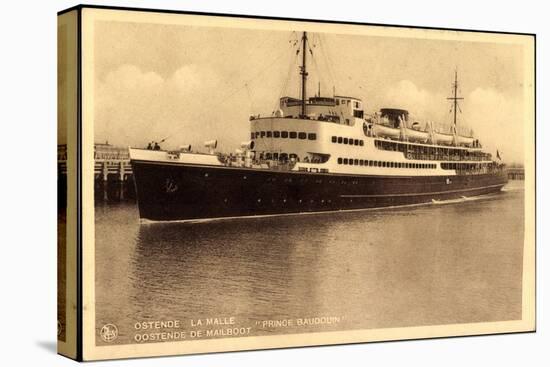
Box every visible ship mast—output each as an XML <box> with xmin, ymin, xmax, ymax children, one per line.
<box><xmin>300</xmin><ymin>31</ymin><xmax>309</xmax><ymax>117</ymax></box>
<box><xmin>447</xmin><ymin>69</ymin><xmax>464</xmax><ymax>129</ymax></box>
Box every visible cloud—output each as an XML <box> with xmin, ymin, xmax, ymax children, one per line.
<box><xmin>95</xmin><ymin>71</ymin><xmax>524</xmax><ymax>164</ymax></box>
<box><xmin>380</xmin><ymin>80</ymin><xmax>523</xmax><ymax>163</ymax></box>
<box><xmin>104</xmin><ymin>64</ymin><xmax>163</xmax><ymax>92</ymax></box>
<box><xmin>95</xmin><ymin>63</ymin><xmax>245</xmax><ymax>150</ymax></box>
<box><xmin>463</xmin><ymin>87</ymin><xmax>523</xmax><ymax>163</ymax></box>
<box><xmin>95</xmin><ymin>61</ymin><xmax>288</xmax><ymax>154</ymax></box>
<box><xmin>168</xmin><ymin>64</ymin><xmax>218</xmax><ymax>95</ymax></box>
<box><xmin>381</xmin><ymin>80</ymin><xmax>447</xmax><ymax>124</ymax></box>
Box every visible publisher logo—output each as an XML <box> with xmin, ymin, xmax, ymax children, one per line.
<box><xmin>100</xmin><ymin>324</ymin><xmax>118</xmax><ymax>342</ymax></box>
<box><xmin>165</xmin><ymin>178</ymin><xmax>178</xmax><ymax>193</ymax></box>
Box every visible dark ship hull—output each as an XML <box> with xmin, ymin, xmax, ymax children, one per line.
<box><xmin>131</xmin><ymin>159</ymin><xmax>508</xmax><ymax>222</ymax></box>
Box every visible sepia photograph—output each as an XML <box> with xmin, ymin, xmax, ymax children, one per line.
<box><xmin>57</xmin><ymin>5</ymin><xmax>535</xmax><ymax>360</ymax></box>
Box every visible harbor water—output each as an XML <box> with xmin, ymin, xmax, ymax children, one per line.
<box><xmin>94</xmin><ymin>180</ymin><xmax>524</xmax><ymax>345</ymax></box>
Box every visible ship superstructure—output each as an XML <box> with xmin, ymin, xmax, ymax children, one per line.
<box><xmin>129</xmin><ymin>32</ymin><xmax>507</xmax><ymax>222</ymax></box>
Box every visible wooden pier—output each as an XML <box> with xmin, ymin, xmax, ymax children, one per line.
<box><xmin>506</xmin><ymin>167</ymin><xmax>524</xmax><ymax>180</ymax></box>
<box><xmin>95</xmin><ymin>159</ymin><xmax>132</xmax><ymax>182</ymax></box>
<box><xmin>93</xmin><ymin>144</ymin><xmax>134</xmax><ymax>201</ymax></box>
<box><xmin>58</xmin><ymin>143</ymin><xmax>136</xmax><ymax>201</ymax></box>
<box><xmin>58</xmin><ymin>143</ymin><xmax>134</xmax><ymax>181</ymax></box>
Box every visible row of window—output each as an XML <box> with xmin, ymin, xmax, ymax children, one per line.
<box><xmin>337</xmin><ymin>158</ymin><xmax>437</xmax><ymax>169</ymax></box>
<box><xmin>441</xmin><ymin>162</ymin><xmax>492</xmax><ymax>170</ymax></box>
<box><xmin>252</xmin><ymin>131</ymin><xmax>317</xmax><ymax>140</ymax></box>
<box><xmin>331</xmin><ymin>136</ymin><xmax>365</xmax><ymax>146</ymax></box>
<box><xmin>335</xmin><ymin>99</ymin><xmax>361</xmax><ymax>109</ymax></box>
<box><xmin>374</xmin><ymin>139</ymin><xmax>492</xmax><ymax>161</ymax></box>
<box><xmin>260</xmin><ymin>152</ymin><xmax>298</xmax><ymax>161</ymax></box>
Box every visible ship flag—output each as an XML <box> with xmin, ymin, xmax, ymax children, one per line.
<box><xmin>497</xmin><ymin>149</ymin><xmax>502</xmax><ymax>160</ymax></box>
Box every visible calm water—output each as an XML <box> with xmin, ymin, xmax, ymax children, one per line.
<box><xmin>94</xmin><ymin>181</ymin><xmax>524</xmax><ymax>345</ymax></box>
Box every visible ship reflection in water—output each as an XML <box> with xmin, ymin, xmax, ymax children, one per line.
<box><xmin>94</xmin><ymin>181</ymin><xmax>524</xmax><ymax>345</ymax></box>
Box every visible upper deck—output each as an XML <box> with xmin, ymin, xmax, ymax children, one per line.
<box><xmin>250</xmin><ymin>95</ymin><xmax>365</xmax><ymax>125</ymax></box>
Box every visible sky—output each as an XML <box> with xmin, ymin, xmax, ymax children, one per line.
<box><xmin>93</xmin><ymin>20</ymin><xmax>528</xmax><ymax>164</ymax></box>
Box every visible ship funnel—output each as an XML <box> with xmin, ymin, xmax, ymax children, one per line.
<box><xmin>240</xmin><ymin>140</ymin><xmax>255</xmax><ymax>150</ymax></box>
<box><xmin>179</xmin><ymin>144</ymin><xmax>191</xmax><ymax>152</ymax></box>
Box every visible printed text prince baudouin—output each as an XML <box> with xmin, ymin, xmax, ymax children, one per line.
<box><xmin>132</xmin><ymin>316</ymin><xmax>343</xmax><ymax>343</ymax></box>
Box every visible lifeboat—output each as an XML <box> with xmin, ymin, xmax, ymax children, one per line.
<box><xmin>456</xmin><ymin>135</ymin><xmax>474</xmax><ymax>146</ymax></box>
<box><xmin>373</xmin><ymin>123</ymin><xmax>430</xmax><ymax>143</ymax></box>
<box><xmin>433</xmin><ymin>131</ymin><xmax>474</xmax><ymax>146</ymax></box>
<box><xmin>434</xmin><ymin>132</ymin><xmax>454</xmax><ymax>145</ymax></box>
<box><xmin>373</xmin><ymin>124</ymin><xmax>400</xmax><ymax>139</ymax></box>
<box><xmin>404</xmin><ymin>127</ymin><xmax>429</xmax><ymax>143</ymax></box>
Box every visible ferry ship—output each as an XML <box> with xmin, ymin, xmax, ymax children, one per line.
<box><xmin>129</xmin><ymin>32</ymin><xmax>507</xmax><ymax>222</ymax></box>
